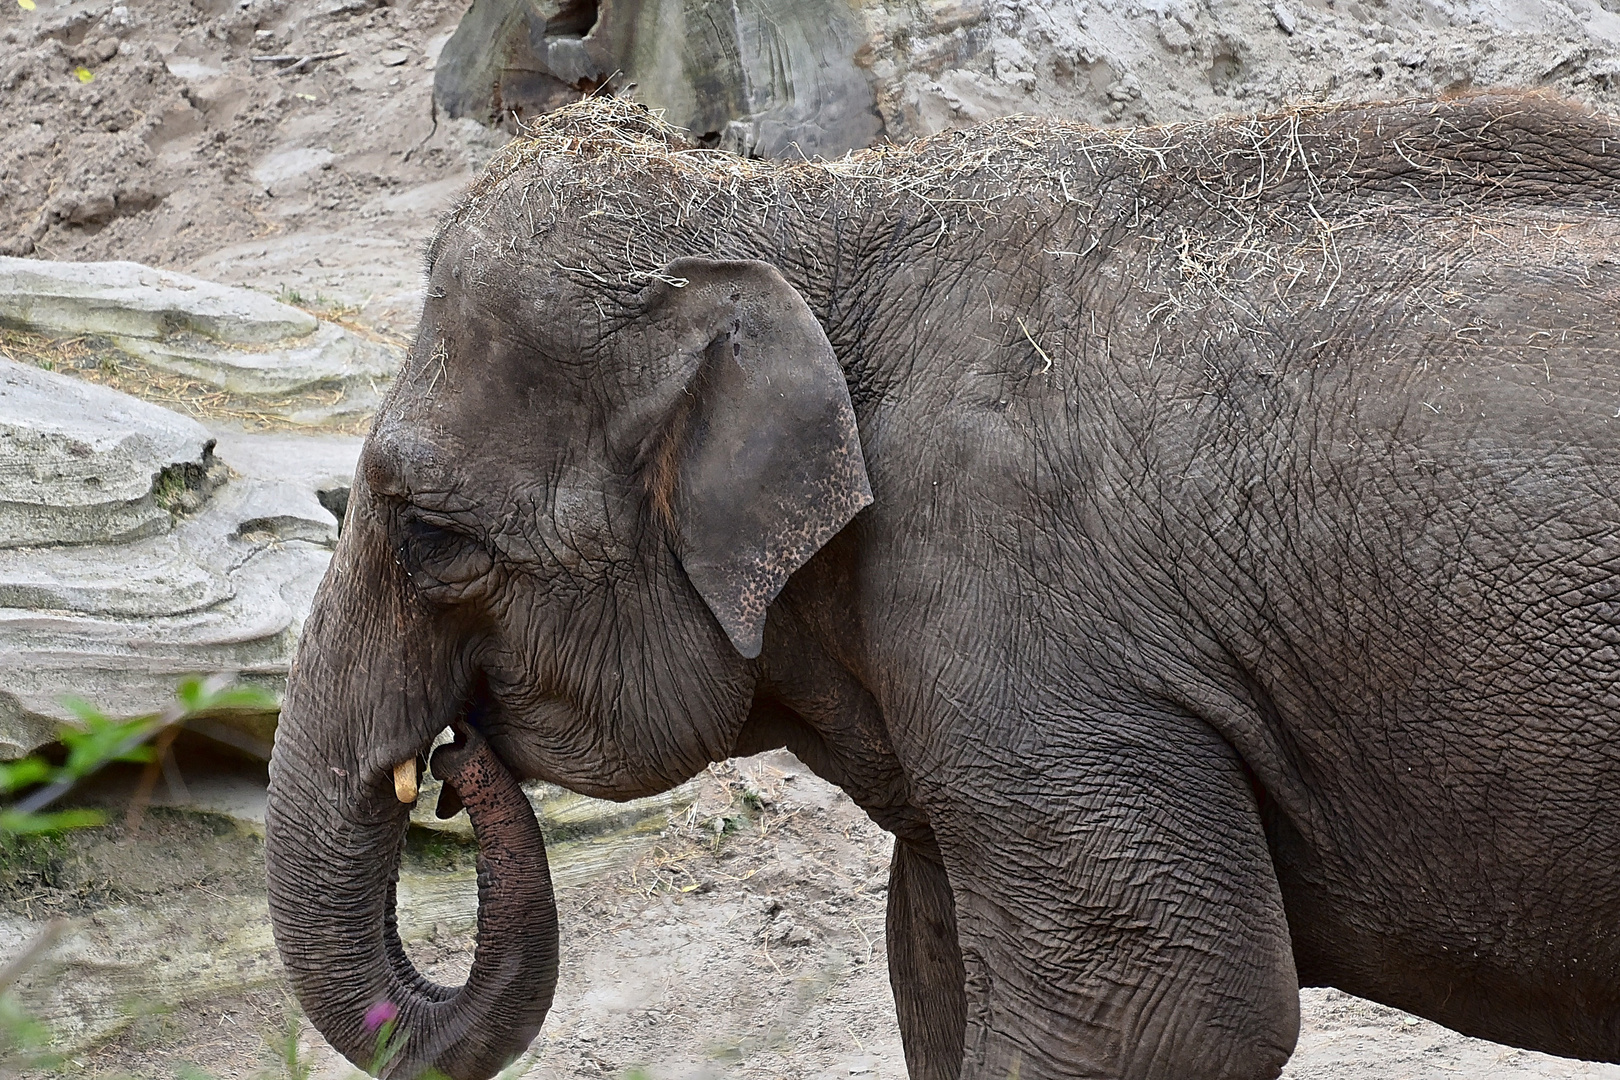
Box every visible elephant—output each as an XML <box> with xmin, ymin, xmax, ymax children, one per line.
<box><xmin>265</xmin><ymin>91</ymin><xmax>1620</xmax><ymax>1080</ymax></box>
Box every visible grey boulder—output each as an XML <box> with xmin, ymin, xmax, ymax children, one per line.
<box><xmin>433</xmin><ymin>0</ymin><xmax>881</xmax><ymax>158</ymax></box>
<box><xmin>0</xmin><ymin>359</ymin><xmax>219</xmax><ymax>549</ymax></box>
<box><xmin>0</xmin><ymin>357</ymin><xmax>359</xmax><ymax>759</ymax></box>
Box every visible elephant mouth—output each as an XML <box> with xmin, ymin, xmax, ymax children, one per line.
<box><xmin>267</xmin><ymin>719</ymin><xmax>561</xmax><ymax>1080</ymax></box>
<box><xmin>424</xmin><ymin>722</ymin><xmax>516</xmax><ymax>828</ymax></box>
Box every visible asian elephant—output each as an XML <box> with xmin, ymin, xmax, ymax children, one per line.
<box><xmin>265</xmin><ymin>92</ymin><xmax>1620</xmax><ymax>1079</ymax></box>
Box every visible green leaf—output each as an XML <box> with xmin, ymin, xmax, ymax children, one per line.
<box><xmin>59</xmin><ymin>715</ymin><xmax>156</xmax><ymax>777</ymax></box>
<box><xmin>9</xmin><ymin>676</ymin><xmax>279</xmax><ymax>839</ymax></box>
<box><xmin>0</xmin><ymin>991</ymin><xmax>50</xmax><ymax>1051</ymax></box>
<box><xmin>369</xmin><ymin>1017</ymin><xmax>407</xmax><ymax>1074</ymax></box>
<box><xmin>0</xmin><ymin>808</ymin><xmax>106</xmax><ymax>834</ymax></box>
<box><xmin>0</xmin><ymin>758</ymin><xmax>51</xmax><ymax>795</ymax></box>
<box><xmin>176</xmin><ymin>676</ymin><xmax>206</xmax><ymax>712</ymax></box>
<box><xmin>59</xmin><ymin>696</ymin><xmax>108</xmax><ymax>727</ymax></box>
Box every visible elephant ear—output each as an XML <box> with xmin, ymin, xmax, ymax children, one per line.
<box><xmin>644</xmin><ymin>258</ymin><xmax>872</xmax><ymax>659</ymax></box>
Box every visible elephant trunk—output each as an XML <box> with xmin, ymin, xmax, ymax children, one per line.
<box><xmin>266</xmin><ymin>724</ymin><xmax>558</xmax><ymax>1080</ymax></box>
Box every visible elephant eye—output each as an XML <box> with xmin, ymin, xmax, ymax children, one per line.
<box><xmin>397</xmin><ymin>512</ymin><xmax>494</xmax><ymax>595</ymax></box>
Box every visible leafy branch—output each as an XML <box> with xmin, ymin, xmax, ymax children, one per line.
<box><xmin>0</xmin><ymin>674</ymin><xmax>277</xmax><ymax>835</ymax></box>
<box><xmin>0</xmin><ymin>676</ymin><xmax>280</xmax><ymax>1070</ymax></box>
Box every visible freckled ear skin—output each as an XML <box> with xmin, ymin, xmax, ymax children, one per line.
<box><xmin>649</xmin><ymin>258</ymin><xmax>873</xmax><ymax>659</ymax></box>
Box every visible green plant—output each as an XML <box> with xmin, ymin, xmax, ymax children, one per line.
<box><xmin>0</xmin><ymin>676</ymin><xmax>279</xmax><ymax>1073</ymax></box>
<box><xmin>267</xmin><ymin>1002</ymin><xmax>312</xmax><ymax>1080</ymax></box>
<box><xmin>0</xmin><ymin>980</ymin><xmax>52</xmax><ymax>1061</ymax></box>
<box><xmin>362</xmin><ymin>1004</ymin><xmax>451</xmax><ymax>1080</ymax></box>
<box><xmin>0</xmin><ymin>675</ymin><xmax>276</xmax><ymax>836</ymax></box>
<box><xmin>151</xmin><ymin>465</ymin><xmax>189</xmax><ymax>513</ymax></box>
<box><xmin>275</xmin><ymin>286</ymin><xmax>359</xmax><ymax>319</ymax></box>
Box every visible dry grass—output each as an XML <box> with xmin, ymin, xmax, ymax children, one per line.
<box><xmin>274</xmin><ymin>288</ymin><xmax>410</xmax><ymax>352</ymax></box>
<box><xmin>625</xmin><ymin>759</ymin><xmax>796</xmax><ymax>900</ymax></box>
<box><xmin>439</xmin><ymin>91</ymin><xmax>1620</xmax><ymax>332</ymax></box>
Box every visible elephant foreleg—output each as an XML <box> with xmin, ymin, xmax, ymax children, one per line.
<box><xmin>927</xmin><ymin>703</ymin><xmax>1300</xmax><ymax>1080</ymax></box>
<box><xmin>888</xmin><ymin>837</ymin><xmax>967</xmax><ymax>1080</ymax></box>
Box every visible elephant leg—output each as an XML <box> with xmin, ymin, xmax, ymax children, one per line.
<box><xmin>929</xmin><ymin>704</ymin><xmax>1299</xmax><ymax>1080</ymax></box>
<box><xmin>888</xmin><ymin>837</ymin><xmax>967</xmax><ymax>1080</ymax></box>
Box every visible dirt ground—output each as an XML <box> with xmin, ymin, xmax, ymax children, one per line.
<box><xmin>0</xmin><ymin>0</ymin><xmax>503</xmax><ymax>337</ymax></box>
<box><xmin>7</xmin><ymin>0</ymin><xmax>1620</xmax><ymax>1077</ymax></box>
<box><xmin>7</xmin><ymin>752</ymin><xmax>1620</xmax><ymax>1080</ymax></box>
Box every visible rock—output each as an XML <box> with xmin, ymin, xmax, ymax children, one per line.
<box><xmin>0</xmin><ymin>256</ymin><xmax>314</xmax><ymax>344</ymax></box>
<box><xmin>0</xmin><ymin>257</ymin><xmax>400</xmax><ymax>423</ymax></box>
<box><xmin>433</xmin><ymin>0</ymin><xmax>882</xmax><ymax>158</ymax></box>
<box><xmin>0</xmin><ymin>359</ymin><xmax>363</xmax><ymax>759</ymax></box>
<box><xmin>251</xmin><ymin>147</ymin><xmax>336</xmax><ymax>191</ymax></box>
<box><xmin>438</xmin><ymin>1</ymin><xmax>1620</xmax><ymax>151</ymax></box>
<box><xmin>0</xmin><ymin>359</ymin><xmax>217</xmax><ymax>549</ymax></box>
<box><xmin>111</xmin><ymin>320</ymin><xmax>388</xmax><ymax>401</ymax></box>
<box><xmin>1160</xmin><ymin>18</ymin><xmax>1193</xmax><ymax>51</ymax></box>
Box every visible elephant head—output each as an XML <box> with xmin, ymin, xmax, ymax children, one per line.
<box><xmin>264</xmin><ymin>237</ymin><xmax>872</xmax><ymax>1075</ymax></box>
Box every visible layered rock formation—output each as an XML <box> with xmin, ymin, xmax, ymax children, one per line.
<box><xmin>434</xmin><ymin>0</ymin><xmax>883</xmax><ymax>157</ymax></box>
<box><xmin>0</xmin><ymin>357</ymin><xmax>361</xmax><ymax>760</ymax></box>
<box><xmin>435</xmin><ymin>0</ymin><xmax>1620</xmax><ymax>158</ymax></box>
<box><xmin>0</xmin><ymin>257</ymin><xmax>399</xmax><ymax>424</ymax></box>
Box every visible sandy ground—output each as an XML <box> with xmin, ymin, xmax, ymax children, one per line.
<box><xmin>0</xmin><ymin>752</ymin><xmax>1614</xmax><ymax>1080</ymax></box>
<box><xmin>5</xmin><ymin>0</ymin><xmax>1620</xmax><ymax>1077</ymax></box>
<box><xmin>0</xmin><ymin>0</ymin><xmax>503</xmax><ymax>337</ymax></box>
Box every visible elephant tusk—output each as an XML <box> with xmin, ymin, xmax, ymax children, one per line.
<box><xmin>393</xmin><ymin>758</ymin><xmax>418</xmax><ymax>803</ymax></box>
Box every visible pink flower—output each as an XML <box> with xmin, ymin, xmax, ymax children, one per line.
<box><xmin>363</xmin><ymin>1000</ymin><xmax>399</xmax><ymax>1033</ymax></box>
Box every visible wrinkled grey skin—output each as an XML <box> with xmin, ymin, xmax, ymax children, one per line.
<box><xmin>267</xmin><ymin>93</ymin><xmax>1620</xmax><ymax>1080</ymax></box>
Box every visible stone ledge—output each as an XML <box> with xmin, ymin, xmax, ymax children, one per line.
<box><xmin>0</xmin><ymin>365</ymin><xmax>361</xmax><ymax>760</ymax></box>
<box><xmin>0</xmin><ymin>257</ymin><xmax>401</xmax><ymax>425</ymax></box>
<box><xmin>0</xmin><ymin>257</ymin><xmax>318</xmax><ymax>345</ymax></box>
<box><xmin>0</xmin><ymin>358</ymin><xmax>217</xmax><ymax>549</ymax></box>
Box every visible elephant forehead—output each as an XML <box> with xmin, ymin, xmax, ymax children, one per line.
<box><xmin>360</xmin><ymin>418</ymin><xmax>508</xmax><ymax>509</ymax></box>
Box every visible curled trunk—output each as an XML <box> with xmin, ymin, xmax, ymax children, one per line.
<box><xmin>267</xmin><ymin>726</ymin><xmax>558</xmax><ymax>1080</ymax></box>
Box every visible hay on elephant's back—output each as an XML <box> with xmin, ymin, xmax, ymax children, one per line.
<box><xmin>446</xmin><ymin>92</ymin><xmax>1620</xmax><ymax>291</ymax></box>
<box><xmin>459</xmin><ymin>96</ymin><xmax>1184</xmax><ymax>225</ymax></box>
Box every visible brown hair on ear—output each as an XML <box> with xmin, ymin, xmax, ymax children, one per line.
<box><xmin>640</xmin><ymin>389</ymin><xmax>693</xmax><ymax>537</ymax></box>
<box><xmin>641</xmin><ymin>258</ymin><xmax>872</xmax><ymax>658</ymax></box>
